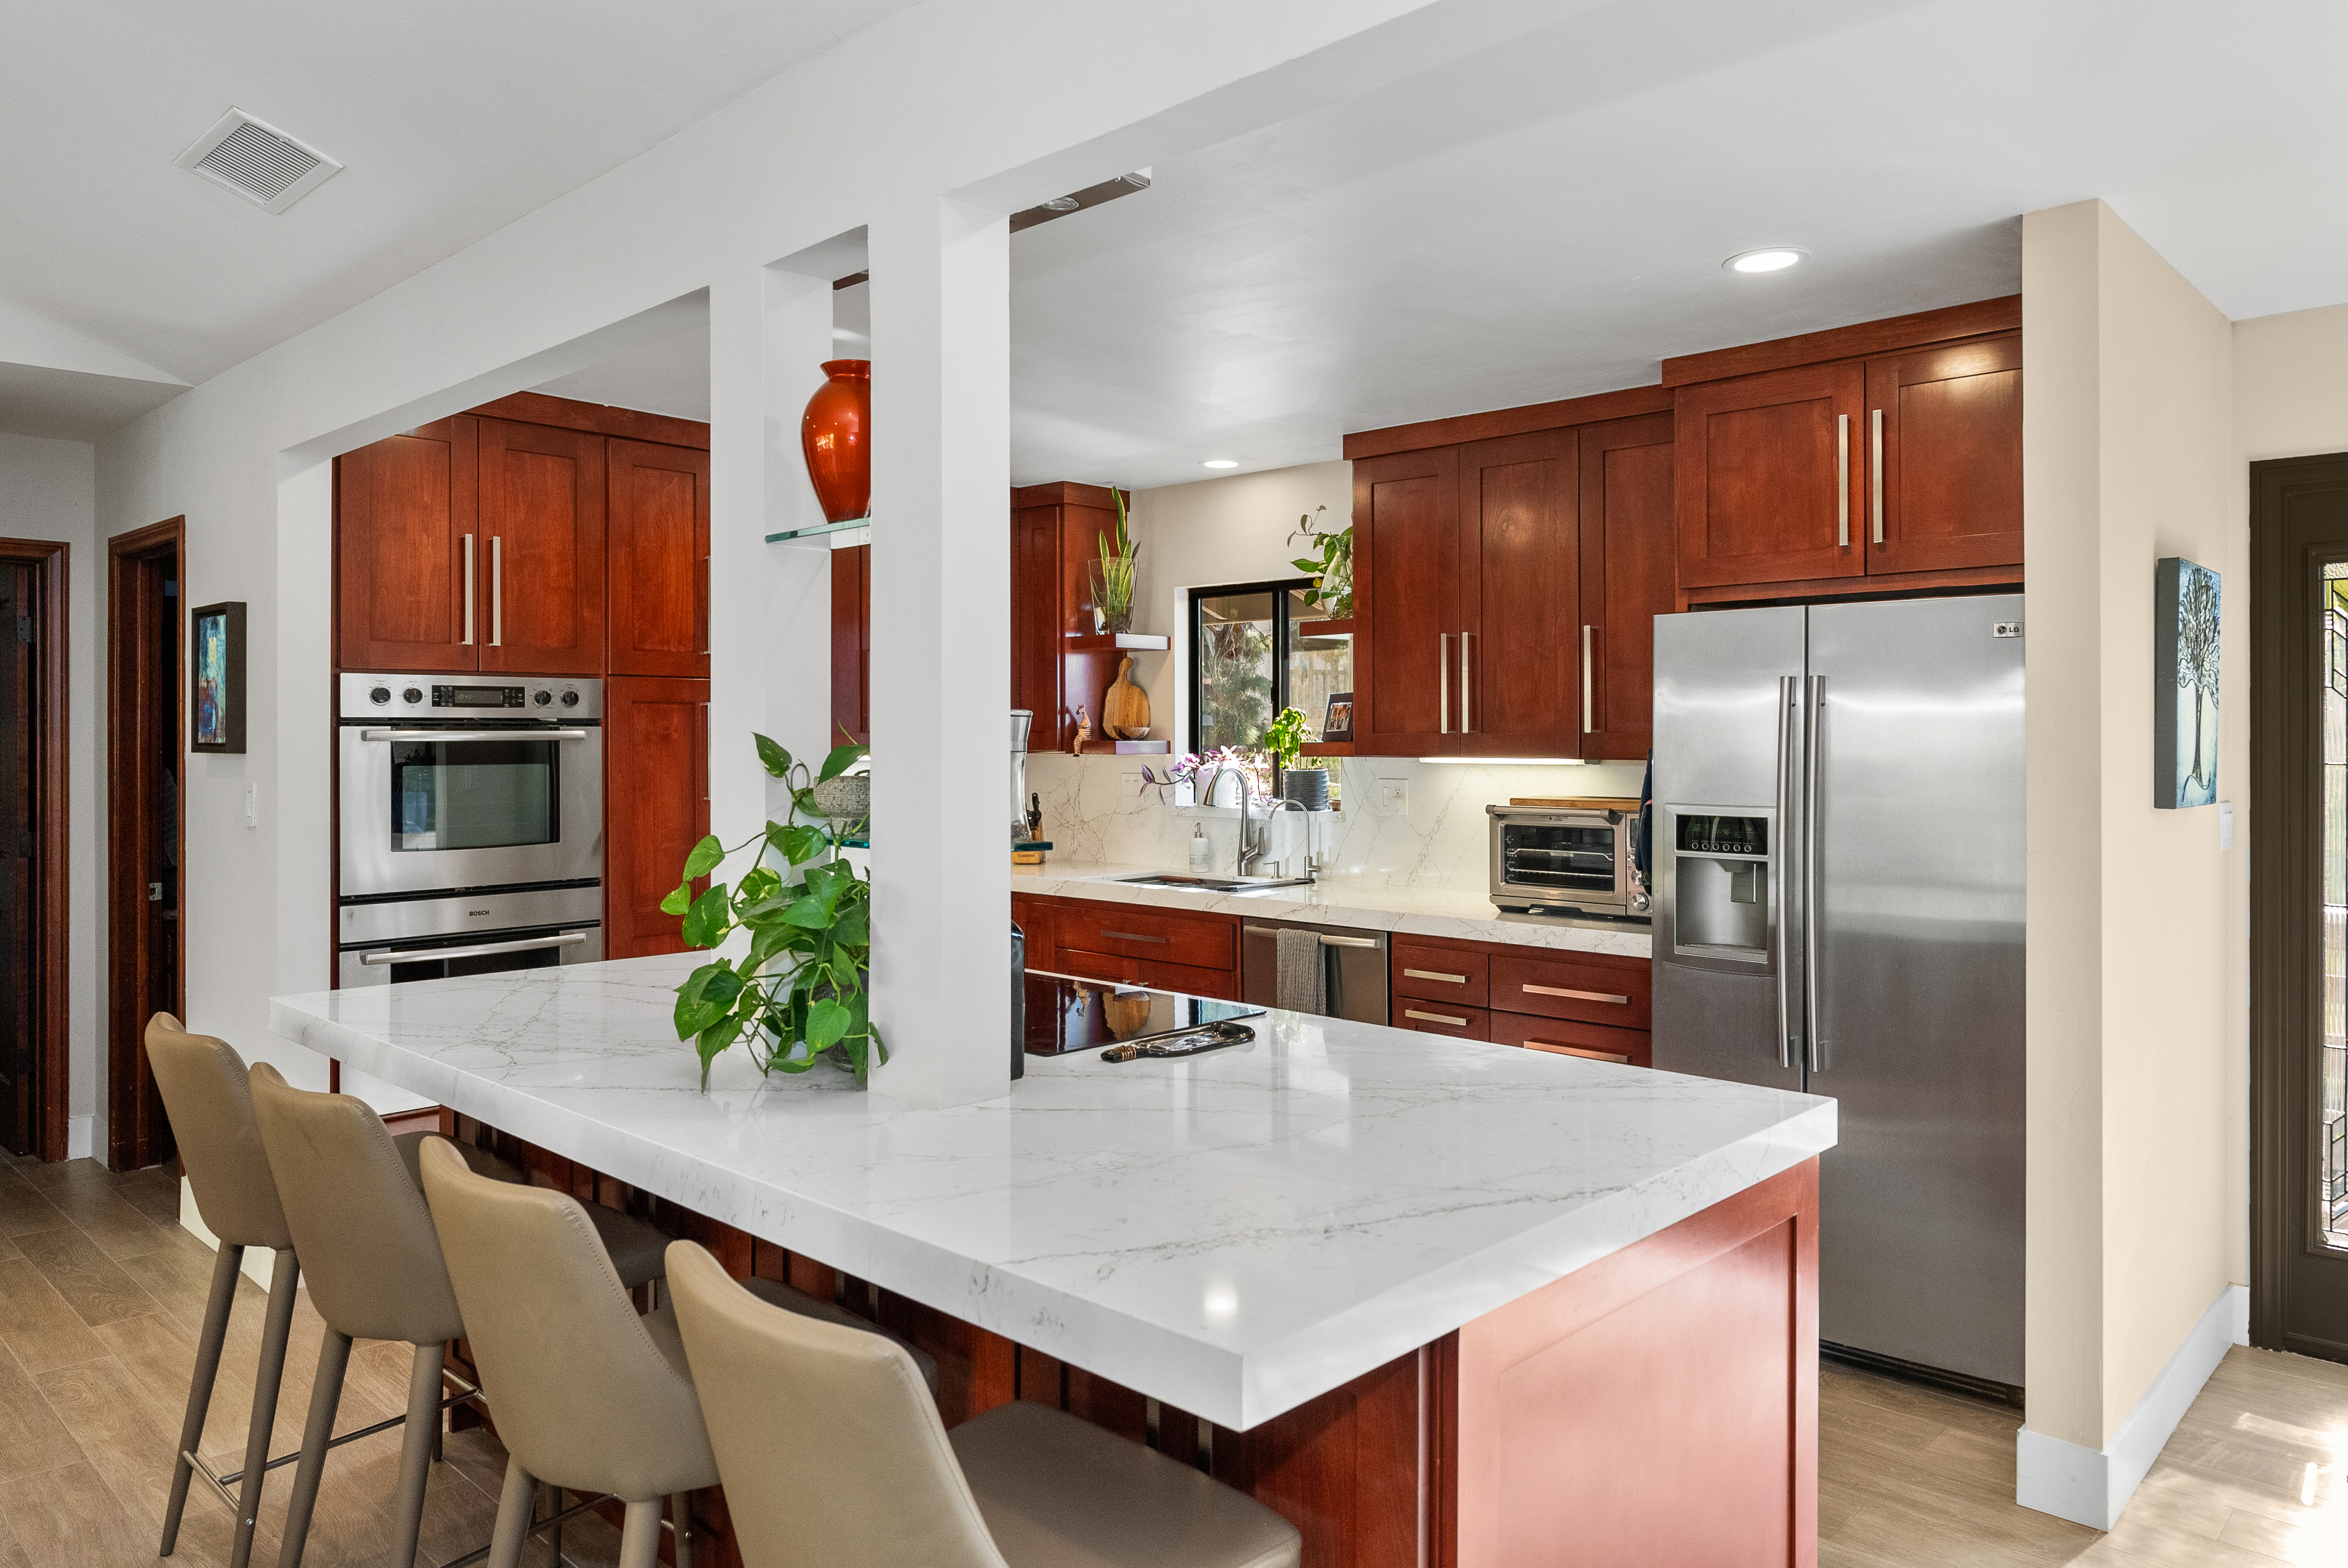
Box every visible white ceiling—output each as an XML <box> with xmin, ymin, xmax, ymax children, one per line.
<box><xmin>1008</xmin><ymin>0</ymin><xmax>2348</xmax><ymax>489</ymax></box>
<box><xmin>0</xmin><ymin>0</ymin><xmax>918</xmax><ymax>440</ymax></box>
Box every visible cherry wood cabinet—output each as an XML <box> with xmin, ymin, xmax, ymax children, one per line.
<box><xmin>606</xmin><ymin>437</ymin><xmax>709</xmax><ymax>678</ymax></box>
<box><xmin>1011</xmin><ymin>483</ymin><xmax>1125</xmax><ymax>750</ymax></box>
<box><xmin>1352</xmin><ymin>447</ymin><xmax>1461</xmax><ymax>755</ymax></box>
<box><xmin>1864</xmin><ymin>332</ymin><xmax>2022</xmax><ymax>574</ymax></box>
<box><xmin>1389</xmin><ymin>932</ymin><xmax>1653</xmax><ymax>1067</ymax></box>
<box><xmin>334</xmin><ymin>415</ymin><xmax>480</xmax><ymax>672</ymax></box>
<box><xmin>1674</xmin><ymin>359</ymin><xmax>1866</xmax><ymax>590</ymax></box>
<box><xmin>604</xmin><ymin>676</ymin><xmax>709</xmax><ymax>961</ymax></box>
<box><xmin>1455</xmin><ymin>430</ymin><xmax>1578</xmax><ymax>757</ymax></box>
<box><xmin>1011</xmin><ymin>893</ymin><xmax>1240</xmax><ymax>1000</ymax></box>
<box><xmin>476</xmin><ymin>417</ymin><xmax>607</xmax><ymax>675</ymax></box>
<box><xmin>831</xmin><ymin>543</ymin><xmax>871</xmax><ymax>746</ymax></box>
<box><xmin>1577</xmin><ymin>412</ymin><xmax>1675</xmax><ymax>762</ymax></box>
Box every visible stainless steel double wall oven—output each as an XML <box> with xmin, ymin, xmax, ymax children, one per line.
<box><xmin>336</xmin><ymin>672</ymin><xmax>604</xmax><ymax>987</ymax></box>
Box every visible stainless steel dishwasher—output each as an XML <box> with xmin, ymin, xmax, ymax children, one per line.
<box><xmin>1239</xmin><ymin>919</ymin><xmax>1389</xmax><ymax>1024</ymax></box>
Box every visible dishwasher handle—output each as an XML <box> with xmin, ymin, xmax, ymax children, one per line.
<box><xmin>1242</xmin><ymin>925</ymin><xmax>1380</xmax><ymax>948</ymax></box>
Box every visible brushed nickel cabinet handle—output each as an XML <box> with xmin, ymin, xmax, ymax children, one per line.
<box><xmin>490</xmin><ymin>534</ymin><xmax>503</xmax><ymax>647</ymax></box>
<box><xmin>1523</xmin><ymin>1039</ymin><xmax>1630</xmax><ymax>1064</ymax></box>
<box><xmin>1439</xmin><ymin>633</ymin><xmax>1451</xmax><ymax>734</ymax></box>
<box><xmin>362</xmin><ymin>932</ymin><xmax>586</xmax><ymax>966</ymax></box>
<box><xmin>1581</xmin><ymin>625</ymin><xmax>1595</xmax><ymax>734</ymax></box>
<box><xmin>461</xmin><ymin>533</ymin><xmax>475</xmax><ymax>646</ymax></box>
<box><xmin>1521</xmin><ymin>982</ymin><xmax>1631</xmax><ymax>1005</ymax></box>
<box><xmin>1870</xmin><ymin>408</ymin><xmax>1885</xmax><ymax>545</ymax></box>
<box><xmin>1461</xmin><ymin>631</ymin><xmax>1473</xmax><ymax>734</ymax></box>
<box><xmin>1837</xmin><ymin>414</ymin><xmax>1850</xmax><ymax>548</ymax></box>
<box><xmin>1100</xmin><ymin>931</ymin><xmax>1168</xmax><ymax>945</ymax></box>
<box><xmin>1404</xmin><ymin>1009</ymin><xmax>1469</xmax><ymax>1028</ymax></box>
<box><xmin>1403</xmin><ymin>968</ymin><xmax>1469</xmax><ymax>986</ymax></box>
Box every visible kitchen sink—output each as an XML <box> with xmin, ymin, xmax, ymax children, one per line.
<box><xmin>1105</xmin><ymin>872</ymin><xmax>1316</xmax><ymax>895</ymax></box>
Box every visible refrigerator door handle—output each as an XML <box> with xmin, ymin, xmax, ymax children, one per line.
<box><xmin>1775</xmin><ymin>674</ymin><xmax>1796</xmax><ymax>1071</ymax></box>
<box><xmin>1804</xmin><ymin>674</ymin><xmax>1825</xmax><ymax>1072</ymax></box>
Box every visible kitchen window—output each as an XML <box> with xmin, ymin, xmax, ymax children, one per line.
<box><xmin>1188</xmin><ymin>580</ymin><xmax>1351</xmax><ymax>757</ymax></box>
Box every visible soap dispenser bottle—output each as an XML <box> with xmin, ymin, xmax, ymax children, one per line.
<box><xmin>1189</xmin><ymin>823</ymin><xmax>1213</xmax><ymax>871</ymax></box>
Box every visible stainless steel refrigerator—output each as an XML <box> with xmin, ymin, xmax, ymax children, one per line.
<box><xmin>1652</xmin><ymin>596</ymin><xmax>2025</xmax><ymax>1392</ymax></box>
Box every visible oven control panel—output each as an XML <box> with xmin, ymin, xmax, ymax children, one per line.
<box><xmin>337</xmin><ymin>672</ymin><xmax>602</xmax><ymax>721</ymax></box>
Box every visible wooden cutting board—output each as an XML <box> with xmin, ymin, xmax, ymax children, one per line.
<box><xmin>1103</xmin><ymin>655</ymin><xmax>1151</xmax><ymax>739</ymax></box>
<box><xmin>1508</xmin><ymin>797</ymin><xmax>1641</xmax><ymax>811</ymax></box>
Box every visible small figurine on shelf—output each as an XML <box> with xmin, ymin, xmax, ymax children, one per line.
<box><xmin>1073</xmin><ymin>705</ymin><xmax>1092</xmax><ymax>752</ymax></box>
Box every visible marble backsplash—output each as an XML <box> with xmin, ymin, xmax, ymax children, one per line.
<box><xmin>1024</xmin><ymin>753</ymin><xmax>1648</xmax><ymax>891</ymax></box>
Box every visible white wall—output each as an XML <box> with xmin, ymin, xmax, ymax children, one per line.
<box><xmin>0</xmin><ymin>433</ymin><xmax>100</xmax><ymax>1152</ymax></box>
<box><xmin>2020</xmin><ymin>198</ymin><xmax>2246</xmax><ymax>1529</ymax></box>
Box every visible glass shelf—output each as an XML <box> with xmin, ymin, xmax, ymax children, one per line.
<box><xmin>765</xmin><ymin>516</ymin><xmax>872</xmax><ymax>544</ymax></box>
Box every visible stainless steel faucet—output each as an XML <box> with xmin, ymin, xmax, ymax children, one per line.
<box><xmin>1200</xmin><ymin>762</ymin><xmax>1267</xmax><ymax>876</ymax></box>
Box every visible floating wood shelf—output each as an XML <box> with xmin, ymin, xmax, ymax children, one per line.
<box><xmin>1074</xmin><ymin>739</ymin><xmax>1170</xmax><ymax>755</ymax></box>
<box><xmin>1064</xmin><ymin>632</ymin><xmax>1170</xmax><ymax>652</ymax></box>
<box><xmin>1296</xmin><ymin>617</ymin><xmax>1355</xmax><ymax>637</ymax></box>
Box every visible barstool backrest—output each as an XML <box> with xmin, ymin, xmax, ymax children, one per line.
<box><xmin>248</xmin><ymin>1062</ymin><xmax>463</xmax><ymax>1345</ymax></box>
<box><xmin>666</xmin><ymin>1240</ymin><xmax>1008</xmax><ymax>1568</ymax></box>
<box><xmin>418</xmin><ymin>1137</ymin><xmax>714</xmax><ymax>1502</ymax></box>
<box><xmin>143</xmin><ymin>1014</ymin><xmax>291</xmax><ymax>1252</ymax></box>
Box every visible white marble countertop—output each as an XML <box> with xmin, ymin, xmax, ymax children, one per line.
<box><xmin>271</xmin><ymin>955</ymin><xmax>1827</xmax><ymax>1430</ymax></box>
<box><xmin>1013</xmin><ymin>860</ymin><xmax>1654</xmax><ymax>959</ymax></box>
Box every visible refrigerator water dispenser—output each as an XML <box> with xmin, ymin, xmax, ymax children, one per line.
<box><xmin>1667</xmin><ymin>809</ymin><xmax>1772</xmax><ymax>962</ymax></box>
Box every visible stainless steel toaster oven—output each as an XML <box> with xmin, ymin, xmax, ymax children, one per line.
<box><xmin>1486</xmin><ymin>804</ymin><xmax>1648</xmax><ymax>921</ymax></box>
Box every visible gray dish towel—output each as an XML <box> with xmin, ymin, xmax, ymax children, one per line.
<box><xmin>1275</xmin><ymin>927</ymin><xmax>1326</xmax><ymax>1015</ymax></box>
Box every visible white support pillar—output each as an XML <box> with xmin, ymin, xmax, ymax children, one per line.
<box><xmin>866</xmin><ymin>194</ymin><xmax>1011</xmax><ymax>1108</ymax></box>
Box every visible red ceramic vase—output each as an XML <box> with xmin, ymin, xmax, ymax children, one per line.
<box><xmin>802</xmin><ymin>359</ymin><xmax>871</xmax><ymax>523</ymax></box>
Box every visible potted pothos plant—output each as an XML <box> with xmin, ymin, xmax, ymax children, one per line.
<box><xmin>665</xmin><ymin>734</ymin><xmax>884</xmax><ymax>1090</ymax></box>
<box><xmin>1288</xmin><ymin>504</ymin><xmax>1353</xmax><ymax>619</ymax></box>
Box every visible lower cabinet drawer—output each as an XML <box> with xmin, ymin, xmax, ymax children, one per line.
<box><xmin>1394</xmin><ymin>1002</ymin><xmax>1489</xmax><ymax>1039</ymax></box>
<box><xmin>1490</xmin><ymin>1009</ymin><xmax>1651</xmax><ymax>1069</ymax></box>
<box><xmin>1055</xmin><ymin>947</ymin><xmax>1239</xmax><ymax>1001</ymax></box>
<box><xmin>1489</xmin><ymin>950</ymin><xmax>1652</xmax><ymax>1030</ymax></box>
<box><xmin>1392</xmin><ymin>940</ymin><xmax>1491</xmax><ymax>1007</ymax></box>
<box><xmin>1054</xmin><ymin>904</ymin><xmax>1237</xmax><ymax>971</ymax></box>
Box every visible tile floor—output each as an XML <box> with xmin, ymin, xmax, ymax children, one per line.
<box><xmin>4</xmin><ymin>1146</ymin><xmax>2346</xmax><ymax>1567</ymax></box>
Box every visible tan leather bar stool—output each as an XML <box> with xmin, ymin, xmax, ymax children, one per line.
<box><xmin>418</xmin><ymin>1137</ymin><xmax>941</xmax><ymax>1568</ymax></box>
<box><xmin>667</xmin><ymin>1240</ymin><xmax>1302</xmax><ymax>1568</ymax></box>
<box><xmin>144</xmin><ymin>1015</ymin><xmax>301</xmax><ymax>1568</ymax></box>
<box><xmin>248</xmin><ymin>1065</ymin><xmax>671</xmax><ymax>1568</ymax></box>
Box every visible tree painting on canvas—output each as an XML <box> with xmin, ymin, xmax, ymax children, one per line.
<box><xmin>2155</xmin><ymin>557</ymin><xmax>2220</xmax><ymax>809</ymax></box>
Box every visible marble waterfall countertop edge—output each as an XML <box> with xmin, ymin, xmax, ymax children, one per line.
<box><xmin>1012</xmin><ymin>860</ymin><xmax>1654</xmax><ymax>958</ymax></box>
<box><xmin>269</xmin><ymin>954</ymin><xmax>1828</xmax><ymax>1430</ymax></box>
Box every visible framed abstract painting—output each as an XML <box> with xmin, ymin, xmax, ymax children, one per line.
<box><xmin>2154</xmin><ymin>558</ymin><xmax>2218</xmax><ymax>808</ymax></box>
<box><xmin>190</xmin><ymin>600</ymin><xmax>246</xmax><ymax>755</ymax></box>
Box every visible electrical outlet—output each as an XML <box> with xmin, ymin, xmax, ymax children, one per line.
<box><xmin>1376</xmin><ymin>779</ymin><xmax>1408</xmax><ymax>816</ymax></box>
<box><xmin>243</xmin><ymin>780</ymin><xmax>259</xmax><ymax>828</ymax></box>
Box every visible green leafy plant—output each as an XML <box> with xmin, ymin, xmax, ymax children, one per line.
<box><xmin>665</xmin><ymin>734</ymin><xmax>884</xmax><ymax>1090</ymax></box>
<box><xmin>1288</xmin><ymin>505</ymin><xmax>1353</xmax><ymax>618</ymax></box>
<box><xmin>1094</xmin><ymin>489</ymin><xmax>1140</xmax><ymax>631</ymax></box>
<box><xmin>1263</xmin><ymin>705</ymin><xmax>1311</xmax><ymax>772</ymax></box>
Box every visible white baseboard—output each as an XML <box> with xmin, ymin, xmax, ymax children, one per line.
<box><xmin>2016</xmin><ymin>1282</ymin><xmax>2248</xmax><ymax>1529</ymax></box>
<box><xmin>65</xmin><ymin>1115</ymin><xmax>91</xmax><ymax>1160</ymax></box>
<box><xmin>178</xmin><ymin>1177</ymin><xmax>278</xmax><ymax>1290</ymax></box>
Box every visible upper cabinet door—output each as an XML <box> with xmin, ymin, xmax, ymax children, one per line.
<box><xmin>1354</xmin><ymin>447</ymin><xmax>1462</xmax><ymax>754</ymax></box>
<box><xmin>477</xmin><ymin>418</ymin><xmax>607</xmax><ymax>675</ymax></box>
<box><xmin>1577</xmin><ymin>412</ymin><xmax>1675</xmax><ymax>762</ymax></box>
<box><xmin>1010</xmin><ymin>504</ymin><xmax>1063</xmax><ymax>747</ymax></box>
<box><xmin>1455</xmin><ymin>430</ymin><xmax>1577</xmax><ymax>757</ymax></box>
<box><xmin>606</xmin><ymin>439</ymin><xmax>709</xmax><ymax>678</ymax></box>
<box><xmin>1863</xmin><ymin>333</ymin><xmax>2022</xmax><ymax>574</ymax></box>
<box><xmin>1675</xmin><ymin>361</ymin><xmax>1865</xmax><ymax>588</ymax></box>
<box><xmin>335</xmin><ymin>416</ymin><xmax>479</xmax><ymax>672</ymax></box>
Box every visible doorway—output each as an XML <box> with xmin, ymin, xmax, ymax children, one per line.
<box><xmin>0</xmin><ymin>539</ymin><xmax>68</xmax><ymax>1160</ymax></box>
<box><xmin>106</xmin><ymin>519</ymin><xmax>183</xmax><ymax>1172</ymax></box>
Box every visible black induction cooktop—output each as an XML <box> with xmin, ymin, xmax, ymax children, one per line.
<box><xmin>1022</xmin><ymin>970</ymin><xmax>1264</xmax><ymax>1056</ymax></box>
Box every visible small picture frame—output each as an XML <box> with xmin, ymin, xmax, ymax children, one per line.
<box><xmin>1321</xmin><ymin>691</ymin><xmax>1355</xmax><ymax>744</ymax></box>
<box><xmin>190</xmin><ymin>601</ymin><xmax>246</xmax><ymax>755</ymax></box>
<box><xmin>2154</xmin><ymin>558</ymin><xmax>2219</xmax><ymax>808</ymax></box>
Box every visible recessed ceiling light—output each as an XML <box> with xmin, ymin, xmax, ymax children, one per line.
<box><xmin>1724</xmin><ymin>248</ymin><xmax>1807</xmax><ymax>274</ymax></box>
<box><xmin>1202</xmin><ymin>459</ymin><xmax>1239</xmax><ymax>470</ymax></box>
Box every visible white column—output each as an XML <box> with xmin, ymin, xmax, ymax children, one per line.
<box><xmin>866</xmin><ymin>194</ymin><xmax>1011</xmax><ymax>1108</ymax></box>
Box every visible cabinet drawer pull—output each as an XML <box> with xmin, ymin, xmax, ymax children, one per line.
<box><xmin>1524</xmin><ymin>1039</ymin><xmax>1630</xmax><ymax>1064</ymax></box>
<box><xmin>1521</xmin><ymin>982</ymin><xmax>1631</xmax><ymax>1005</ymax></box>
<box><xmin>1404</xmin><ymin>1009</ymin><xmax>1469</xmax><ymax>1028</ymax></box>
<box><xmin>1100</xmin><ymin>931</ymin><xmax>1168</xmax><ymax>945</ymax></box>
<box><xmin>1403</xmin><ymin>968</ymin><xmax>1469</xmax><ymax>986</ymax></box>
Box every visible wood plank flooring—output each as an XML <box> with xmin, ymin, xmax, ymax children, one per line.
<box><xmin>7</xmin><ymin>1143</ymin><xmax>2348</xmax><ymax>1566</ymax></box>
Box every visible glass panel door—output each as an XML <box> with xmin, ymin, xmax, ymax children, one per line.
<box><xmin>2323</xmin><ymin>564</ymin><xmax>2348</xmax><ymax>1248</ymax></box>
<box><xmin>1194</xmin><ymin>590</ymin><xmax>1276</xmax><ymax>754</ymax></box>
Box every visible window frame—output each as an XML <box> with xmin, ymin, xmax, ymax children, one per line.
<box><xmin>1187</xmin><ymin>577</ymin><xmax>1315</xmax><ymax>759</ymax></box>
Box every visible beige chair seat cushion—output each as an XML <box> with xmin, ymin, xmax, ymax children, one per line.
<box><xmin>949</xmin><ymin>1401</ymin><xmax>1301</xmax><ymax>1568</ymax></box>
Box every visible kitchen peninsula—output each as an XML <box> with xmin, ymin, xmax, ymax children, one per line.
<box><xmin>273</xmin><ymin>953</ymin><xmax>1834</xmax><ymax>1567</ymax></box>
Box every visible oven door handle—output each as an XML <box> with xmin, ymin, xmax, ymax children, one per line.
<box><xmin>358</xmin><ymin>729</ymin><xmax>592</xmax><ymax>743</ymax></box>
<box><xmin>359</xmin><ymin>932</ymin><xmax>589</xmax><ymax>966</ymax></box>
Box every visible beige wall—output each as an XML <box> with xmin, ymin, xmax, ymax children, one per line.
<box><xmin>2023</xmin><ymin>200</ymin><xmax>2244</xmax><ymax>1452</ymax></box>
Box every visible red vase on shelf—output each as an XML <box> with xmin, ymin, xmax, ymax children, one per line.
<box><xmin>802</xmin><ymin>359</ymin><xmax>871</xmax><ymax>523</ymax></box>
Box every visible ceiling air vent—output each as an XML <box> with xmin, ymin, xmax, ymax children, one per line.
<box><xmin>173</xmin><ymin>108</ymin><xmax>343</xmax><ymax>214</ymax></box>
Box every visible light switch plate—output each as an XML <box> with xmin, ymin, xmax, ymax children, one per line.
<box><xmin>2218</xmin><ymin>800</ymin><xmax>2234</xmax><ymax>850</ymax></box>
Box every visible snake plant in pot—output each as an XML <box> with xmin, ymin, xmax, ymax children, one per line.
<box><xmin>665</xmin><ymin>733</ymin><xmax>884</xmax><ymax>1089</ymax></box>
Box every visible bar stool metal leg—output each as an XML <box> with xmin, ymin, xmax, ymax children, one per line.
<box><xmin>160</xmin><ymin>1240</ymin><xmax>243</xmax><ymax>1557</ymax></box>
<box><xmin>229</xmin><ymin>1247</ymin><xmax>300</xmax><ymax>1568</ymax></box>
<box><xmin>276</xmin><ymin>1328</ymin><xmax>351</xmax><ymax>1568</ymax></box>
<box><xmin>667</xmin><ymin>1494</ymin><xmax>692</xmax><ymax>1568</ymax></box>
<box><xmin>486</xmin><ymin>1457</ymin><xmax>535</xmax><ymax>1568</ymax></box>
<box><xmin>617</xmin><ymin>1498</ymin><xmax>662</xmax><ymax>1568</ymax></box>
<box><xmin>387</xmin><ymin>1343</ymin><xmax>445</xmax><ymax>1568</ymax></box>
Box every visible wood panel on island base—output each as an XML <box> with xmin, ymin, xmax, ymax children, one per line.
<box><xmin>438</xmin><ymin>1111</ymin><xmax>1818</xmax><ymax>1568</ymax></box>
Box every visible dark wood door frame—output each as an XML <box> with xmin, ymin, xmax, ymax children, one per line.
<box><xmin>2251</xmin><ymin>453</ymin><xmax>2348</xmax><ymax>1358</ymax></box>
<box><xmin>0</xmin><ymin>539</ymin><xmax>69</xmax><ymax>1161</ymax></box>
<box><xmin>106</xmin><ymin>518</ymin><xmax>184</xmax><ymax>1172</ymax></box>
